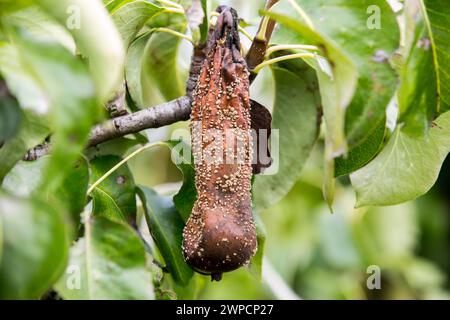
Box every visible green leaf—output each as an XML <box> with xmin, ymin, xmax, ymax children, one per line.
<box><xmin>90</xmin><ymin>155</ymin><xmax>137</xmax><ymax>224</ymax></box>
<box><xmin>55</xmin><ymin>217</ymin><xmax>153</xmax><ymax>300</ymax></box>
<box><xmin>267</xmin><ymin>11</ymin><xmax>357</xmax><ymax>156</ymax></box>
<box><xmin>0</xmin><ymin>216</ymin><xmax>3</xmax><ymax>266</ymax></box>
<box><xmin>0</xmin><ymin>111</ymin><xmax>50</xmax><ymax>182</ymax></box>
<box><xmin>3</xmin><ymin>156</ymin><xmax>88</xmax><ymax>214</ymax></box>
<box><xmin>310</xmin><ymin>0</ymin><xmax>397</xmax><ymax>147</ymax></box>
<box><xmin>266</xmin><ymin>11</ymin><xmax>355</xmax><ymax>209</ymax></box>
<box><xmin>274</xmin><ymin>0</ymin><xmax>398</xmax><ymax>147</ymax></box>
<box><xmin>3</xmin><ymin>156</ymin><xmax>89</xmax><ymax>232</ymax></box>
<box><xmin>351</xmin><ymin>111</ymin><xmax>450</xmax><ymax>207</ymax></box>
<box><xmin>0</xmin><ymin>0</ymin><xmax>33</xmax><ymax>13</ymax></box>
<box><xmin>0</xmin><ymin>192</ymin><xmax>69</xmax><ymax>299</ymax></box>
<box><xmin>164</xmin><ymin>140</ymin><xmax>196</xmax><ymax>222</ymax></box>
<box><xmin>398</xmin><ymin>3</ymin><xmax>437</xmax><ymax>136</ymax></box>
<box><xmin>125</xmin><ymin>32</ymin><xmax>152</xmax><ymax>108</ymax></box>
<box><xmin>137</xmin><ymin>186</ymin><xmax>193</xmax><ymax>286</ymax></box>
<box><xmin>13</xmin><ymin>30</ymin><xmax>99</xmax><ymax>195</ymax></box>
<box><xmin>335</xmin><ymin>120</ymin><xmax>386</xmax><ymax>177</ymax></box>
<box><xmin>143</xmin><ymin>14</ymin><xmax>187</xmax><ymax>102</ymax></box>
<box><xmin>0</xmin><ymin>43</ymin><xmax>49</xmax><ymax>114</ymax></box>
<box><xmin>112</xmin><ymin>0</ymin><xmax>162</xmax><ymax>49</ymax></box>
<box><xmin>3</xmin><ymin>6</ymin><xmax>75</xmax><ymax>51</ymax></box>
<box><xmin>0</xmin><ymin>83</ymin><xmax>22</xmax><ymax>142</ymax></box>
<box><xmin>423</xmin><ymin>0</ymin><xmax>450</xmax><ymax>113</ymax></box>
<box><xmin>91</xmin><ymin>189</ymin><xmax>127</xmax><ymax>223</ymax></box>
<box><xmin>60</xmin><ymin>157</ymin><xmax>89</xmax><ymax>223</ymax></box>
<box><xmin>103</xmin><ymin>0</ymin><xmax>132</xmax><ymax>12</ymax></box>
<box><xmin>252</xmin><ymin>58</ymin><xmax>321</xmax><ymax>211</ymax></box>
<box><xmin>267</xmin><ymin>2</ymin><xmax>398</xmax><ymax>209</ymax></box>
<box><xmin>36</xmin><ymin>0</ymin><xmax>125</xmax><ymax>101</ymax></box>
<box><xmin>199</xmin><ymin>0</ymin><xmax>210</xmax><ymax>43</ymax></box>
<box><xmin>3</xmin><ymin>156</ymin><xmax>48</xmax><ymax>197</ymax></box>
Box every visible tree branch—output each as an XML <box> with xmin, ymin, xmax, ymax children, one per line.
<box><xmin>23</xmin><ymin>142</ymin><xmax>51</xmax><ymax>161</ymax></box>
<box><xmin>105</xmin><ymin>83</ymin><xmax>128</xmax><ymax>118</ymax></box>
<box><xmin>87</xmin><ymin>95</ymin><xmax>191</xmax><ymax>147</ymax></box>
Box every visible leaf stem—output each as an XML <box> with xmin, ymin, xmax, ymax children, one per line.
<box><xmin>151</xmin><ymin>27</ymin><xmax>193</xmax><ymax>43</ymax></box>
<box><xmin>255</xmin><ymin>16</ymin><xmax>270</xmax><ymax>40</ymax></box>
<box><xmin>253</xmin><ymin>52</ymin><xmax>316</xmax><ymax>73</ymax></box>
<box><xmin>87</xmin><ymin>142</ymin><xmax>165</xmax><ymax>195</ymax></box>
<box><xmin>238</xmin><ymin>26</ymin><xmax>253</xmax><ymax>42</ymax></box>
<box><xmin>162</xmin><ymin>8</ymin><xmax>185</xmax><ymax>14</ymax></box>
<box><xmin>266</xmin><ymin>44</ymin><xmax>319</xmax><ymax>57</ymax></box>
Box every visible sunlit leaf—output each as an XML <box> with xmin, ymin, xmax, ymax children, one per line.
<box><xmin>13</xmin><ymin>29</ymin><xmax>98</xmax><ymax>195</ymax></box>
<box><xmin>351</xmin><ymin>111</ymin><xmax>450</xmax><ymax>207</ymax></box>
<box><xmin>0</xmin><ymin>43</ymin><xmax>49</xmax><ymax>114</ymax></box>
<box><xmin>3</xmin><ymin>156</ymin><xmax>89</xmax><ymax>233</ymax></box>
<box><xmin>272</xmin><ymin>0</ymin><xmax>398</xmax><ymax>148</ymax></box>
<box><xmin>112</xmin><ymin>0</ymin><xmax>162</xmax><ymax>49</ymax></box>
<box><xmin>268</xmin><ymin>11</ymin><xmax>357</xmax><ymax>156</ymax></box>
<box><xmin>103</xmin><ymin>0</ymin><xmax>132</xmax><ymax>12</ymax></box>
<box><xmin>3</xmin><ymin>6</ymin><xmax>76</xmax><ymax>52</ymax></box>
<box><xmin>36</xmin><ymin>0</ymin><xmax>125</xmax><ymax>101</ymax></box>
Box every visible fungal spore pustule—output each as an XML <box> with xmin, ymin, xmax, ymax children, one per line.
<box><xmin>182</xmin><ymin>5</ymin><xmax>257</xmax><ymax>279</ymax></box>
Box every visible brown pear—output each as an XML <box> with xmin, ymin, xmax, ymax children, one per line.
<box><xmin>182</xmin><ymin>6</ymin><xmax>257</xmax><ymax>278</ymax></box>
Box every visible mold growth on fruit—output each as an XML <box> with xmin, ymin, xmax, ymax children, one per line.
<box><xmin>182</xmin><ymin>6</ymin><xmax>257</xmax><ymax>279</ymax></box>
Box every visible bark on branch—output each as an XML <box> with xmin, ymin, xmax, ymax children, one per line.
<box><xmin>87</xmin><ymin>95</ymin><xmax>191</xmax><ymax>147</ymax></box>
